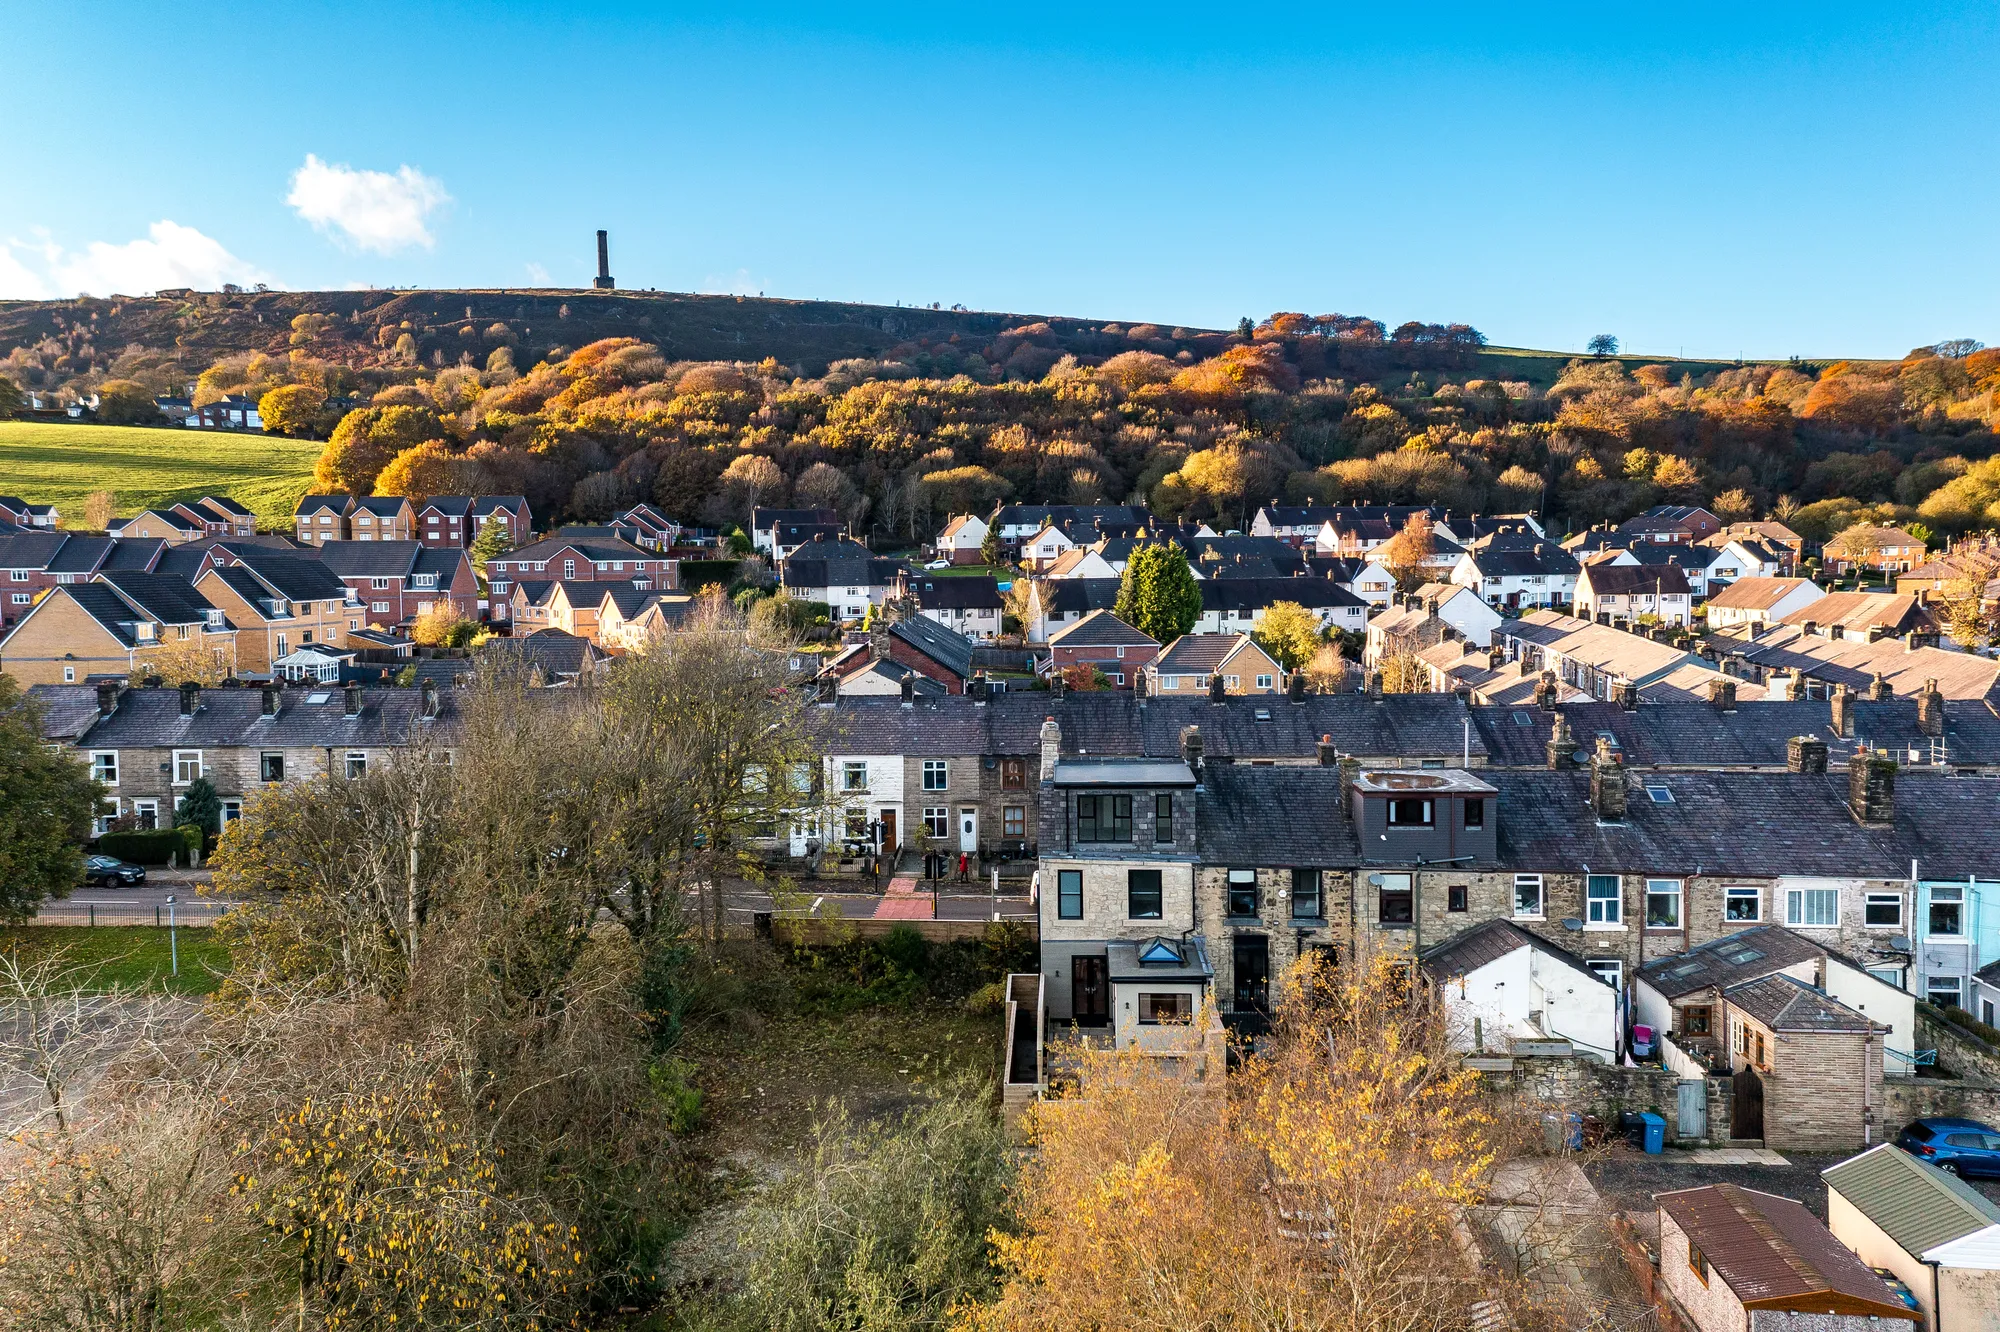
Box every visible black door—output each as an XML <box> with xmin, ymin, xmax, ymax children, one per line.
<box><xmin>1072</xmin><ymin>954</ymin><xmax>1108</xmax><ymax>1027</ymax></box>
<box><xmin>1733</xmin><ymin>1065</ymin><xmax>1764</xmax><ymax>1142</ymax></box>
<box><xmin>1233</xmin><ymin>935</ymin><xmax>1270</xmax><ymax>1014</ymax></box>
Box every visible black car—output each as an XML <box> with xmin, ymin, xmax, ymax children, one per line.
<box><xmin>81</xmin><ymin>854</ymin><xmax>146</xmax><ymax>888</ymax></box>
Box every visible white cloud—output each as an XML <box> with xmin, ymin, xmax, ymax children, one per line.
<box><xmin>524</xmin><ymin>261</ymin><xmax>551</xmax><ymax>285</ymax></box>
<box><xmin>1</xmin><ymin>221</ymin><xmax>273</xmax><ymax>297</ymax></box>
<box><xmin>287</xmin><ymin>153</ymin><xmax>450</xmax><ymax>254</ymax></box>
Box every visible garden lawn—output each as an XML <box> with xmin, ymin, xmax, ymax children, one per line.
<box><xmin>0</xmin><ymin>420</ymin><xmax>319</xmax><ymax>526</ymax></box>
<box><xmin>0</xmin><ymin>926</ymin><xmax>231</xmax><ymax>996</ymax></box>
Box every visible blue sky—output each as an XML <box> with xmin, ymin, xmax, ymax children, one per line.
<box><xmin>3</xmin><ymin>3</ymin><xmax>1996</xmax><ymax>359</ymax></box>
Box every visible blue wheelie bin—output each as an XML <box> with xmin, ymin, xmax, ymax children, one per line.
<box><xmin>1639</xmin><ymin>1112</ymin><xmax>1666</xmax><ymax>1154</ymax></box>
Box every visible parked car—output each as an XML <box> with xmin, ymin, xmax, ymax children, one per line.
<box><xmin>925</xmin><ymin>559</ymin><xmax>951</xmax><ymax>570</ymax></box>
<box><xmin>81</xmin><ymin>854</ymin><xmax>146</xmax><ymax>888</ymax></box>
<box><xmin>1895</xmin><ymin>1117</ymin><xmax>2000</xmax><ymax>1177</ymax></box>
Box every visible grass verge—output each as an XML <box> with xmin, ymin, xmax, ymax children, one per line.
<box><xmin>0</xmin><ymin>925</ymin><xmax>231</xmax><ymax>995</ymax></box>
<box><xmin>0</xmin><ymin>420</ymin><xmax>319</xmax><ymax>525</ymax></box>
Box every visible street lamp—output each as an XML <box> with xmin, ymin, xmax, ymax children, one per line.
<box><xmin>164</xmin><ymin>894</ymin><xmax>178</xmax><ymax>977</ymax></box>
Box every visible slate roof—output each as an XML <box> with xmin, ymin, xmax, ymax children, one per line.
<box><xmin>58</xmin><ymin>584</ymin><xmax>147</xmax><ymax>645</ymax></box>
<box><xmin>1255</xmin><ymin>505</ymin><xmax>1352</xmax><ymax>529</ymax></box>
<box><xmin>772</xmin><ymin>522</ymin><xmax>847</xmax><ymax>547</ymax></box>
<box><xmin>318</xmin><ymin>541</ymin><xmax>425</xmax><ymax>577</ymax></box>
<box><xmin>1621</xmin><ymin>505</ymin><xmax>1716</xmax><ymax>533</ymax></box>
<box><xmin>500</xmin><ymin>535</ymin><xmax>656</xmax><ymax>565</ymax></box>
<box><xmin>810</xmin><ymin>692</ymin><xmax>1487</xmax><ymax>764</ymax></box>
<box><xmin>1420</xmin><ymin>918</ymin><xmax>1606</xmax><ymax>985</ymax></box>
<box><xmin>1462</xmin><ymin>543</ymin><xmax>1579</xmax><ymax>578</ymax></box>
<box><xmin>479</xmin><ymin>629</ymin><xmax>605</xmax><ymax>679</ymax></box>
<box><xmin>413</xmin><ymin>547</ymin><xmax>470</xmax><ymax>582</ymax></box>
<box><xmin>1705</xmin><ymin>577</ymin><xmax>1819</xmax><ymax>612</ymax></box>
<box><xmin>28</xmin><ymin>685</ymin><xmax>111</xmax><ymax>740</ymax></box>
<box><xmin>223</xmin><ymin>554</ymin><xmax>350</xmax><ymax>603</ymax></box>
<box><xmin>1198</xmin><ymin>576</ymin><xmax>1365</xmax><ymax>611</ymax></box>
<box><xmin>1194</xmin><ymin>764</ymin><xmax>1355</xmax><ymax>865</ymax></box>
<box><xmin>1637</xmin><ymin>926</ymin><xmax>1827</xmax><ymax>999</ymax></box>
<box><xmin>1725</xmin><ymin>973</ymin><xmax>1881</xmax><ymax>1033</ymax></box>
<box><xmin>32</xmin><ymin>683</ymin><xmax>459</xmax><ymax>747</ymax></box>
<box><xmin>887</xmin><ymin>613</ymin><xmax>976</xmax><ymax>679</ymax></box>
<box><xmin>0</xmin><ymin>532</ymin><xmax>67</xmax><ymax>568</ymax></box>
<box><xmin>196</xmin><ymin>495</ymin><xmax>255</xmax><ymax>519</ymax></box>
<box><xmin>1469</xmin><ymin>700</ymin><xmax>1956</xmax><ymax>770</ymax></box>
<box><xmin>1774</xmin><ymin>591</ymin><xmax>1931</xmax><ymax>635</ymax></box>
<box><xmin>1048</xmin><ymin>610</ymin><xmax>1157</xmax><ymax>649</ymax></box>
<box><xmin>1579</xmin><ymin>562</ymin><xmax>1692</xmax><ymax>596</ymax></box>
<box><xmin>1655</xmin><ymin>1184</ymin><xmax>1909</xmax><ymax>1316</ymax></box>
<box><xmin>100</xmin><ymin>539</ymin><xmax>165</xmax><ymax>571</ymax></box>
<box><xmin>350</xmin><ymin>496</ymin><xmax>412</xmax><ymax>517</ymax></box>
<box><xmin>1621</xmin><ymin>544</ymin><xmax>1713</xmax><ymax>572</ymax></box>
<box><xmin>1823</xmin><ymin>1143</ymin><xmax>2000</xmax><ymax>1257</ymax></box>
<box><xmin>97</xmin><ymin>570</ymin><xmax>219</xmax><ymax>625</ymax></box>
<box><xmin>909</xmin><ymin>575</ymin><xmax>1003</xmax><ymax>611</ymax></box>
<box><xmin>781</xmin><ymin>554</ymin><xmax>907</xmax><ymax>591</ymax></box>
<box><xmin>991</xmin><ymin>504</ymin><xmax>1148</xmax><ymax>529</ymax></box>
<box><xmin>1153</xmin><ymin>633</ymin><xmax>1258</xmax><ymax>675</ymax></box>
<box><xmin>44</xmin><ymin>536</ymin><xmax>113</xmax><ymax>574</ymax></box>
<box><xmin>750</xmin><ymin>506</ymin><xmax>839</xmax><ymax>531</ymax></box>
<box><xmin>419</xmin><ymin>496</ymin><xmax>474</xmax><ymax>516</ymax></box>
<box><xmin>470</xmin><ymin>495</ymin><xmax>531</xmax><ymax>518</ymax></box>
<box><xmin>295</xmin><ymin>495</ymin><xmax>355</xmax><ymax>515</ymax></box>
<box><xmin>1036</xmin><ymin>578</ymin><xmax>1121</xmax><ymax>614</ymax></box>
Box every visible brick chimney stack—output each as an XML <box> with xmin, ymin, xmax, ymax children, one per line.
<box><xmin>1589</xmin><ymin>736</ymin><xmax>1627</xmax><ymax>822</ymax></box>
<box><xmin>1917</xmin><ymin>678</ymin><xmax>1945</xmax><ymax>737</ymax></box>
<box><xmin>1707</xmin><ymin>678</ymin><xmax>1737</xmax><ymax>712</ymax></box>
<box><xmin>593</xmin><ymin>230</ymin><xmax>615</xmax><ymax>290</ymax></box>
<box><xmin>1180</xmin><ymin>724</ymin><xmax>1203</xmax><ymax>776</ymax></box>
<box><xmin>1868</xmin><ymin>672</ymin><xmax>1893</xmax><ymax>701</ymax></box>
<box><xmin>1829</xmin><ymin>682</ymin><xmax>1854</xmax><ymax>738</ymax></box>
<box><xmin>1545</xmin><ymin>714</ymin><xmax>1577</xmax><ymax>770</ymax></box>
<box><xmin>1039</xmin><ymin>716</ymin><xmax>1061</xmax><ymax>781</ymax></box>
<box><xmin>1848</xmin><ymin>750</ymin><xmax>1896</xmax><ymax>824</ymax></box>
<box><xmin>1787</xmin><ymin>736</ymin><xmax>1828</xmax><ymax>773</ymax></box>
<box><xmin>1316</xmin><ymin>733</ymin><xmax>1337</xmax><ymax>767</ymax></box>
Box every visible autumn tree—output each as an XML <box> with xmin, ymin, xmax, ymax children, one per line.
<box><xmin>0</xmin><ymin>677</ymin><xmax>101</xmax><ymax>920</ymax></box>
<box><xmin>1252</xmin><ymin>600</ymin><xmax>1325</xmax><ymax>671</ymax></box>
<box><xmin>1114</xmin><ymin>543</ymin><xmax>1202</xmax><ymax>644</ymax></box>
<box><xmin>1710</xmin><ymin>487</ymin><xmax>1756</xmax><ymax>524</ymax></box>
<box><xmin>374</xmin><ymin>438</ymin><xmax>478</xmax><ymax>503</ymax></box>
<box><xmin>716</xmin><ymin>452</ymin><xmax>786</xmax><ymax>522</ymax></box>
<box><xmin>1933</xmin><ymin>574</ymin><xmax>1996</xmax><ymax>649</ymax></box>
<box><xmin>410</xmin><ymin>602</ymin><xmax>477</xmax><ymax>648</ymax></box>
<box><xmin>93</xmin><ymin>378</ymin><xmax>161</xmax><ymax>424</ymax></box>
<box><xmin>82</xmin><ymin>489</ymin><xmax>116</xmax><ymax>530</ymax></box>
<box><xmin>259</xmin><ymin>382</ymin><xmax>327</xmax><ymax>437</ymax></box>
<box><xmin>1377</xmin><ymin>511</ymin><xmax>1437</xmax><ymax>593</ymax></box>
<box><xmin>313</xmin><ymin>405</ymin><xmax>447</xmax><ymax>496</ymax></box>
<box><xmin>1300</xmin><ymin>640</ymin><xmax>1349</xmax><ymax>692</ymax></box>
<box><xmin>131</xmin><ymin>631</ymin><xmax>235</xmax><ymax>685</ymax></box>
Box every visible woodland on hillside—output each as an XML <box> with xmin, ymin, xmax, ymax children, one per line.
<box><xmin>4</xmin><ymin>298</ymin><xmax>1998</xmax><ymax>544</ymax></box>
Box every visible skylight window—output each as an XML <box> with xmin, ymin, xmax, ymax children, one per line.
<box><xmin>1254</xmin><ymin>708</ymin><xmax>1271</xmax><ymax>722</ymax></box>
<box><xmin>306</xmin><ymin>692</ymin><xmax>331</xmax><ymax>704</ymax></box>
<box><xmin>1512</xmin><ymin>711</ymin><xmax>1532</xmax><ymax>727</ymax></box>
<box><xmin>1138</xmin><ymin>938</ymin><xmax>1185</xmax><ymax>966</ymax></box>
<box><xmin>1647</xmin><ymin>786</ymin><xmax>1674</xmax><ymax>803</ymax></box>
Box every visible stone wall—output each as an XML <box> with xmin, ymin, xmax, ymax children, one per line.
<box><xmin>1508</xmin><ymin>1056</ymin><xmax>1684</xmax><ymax>1138</ymax></box>
<box><xmin>1882</xmin><ymin>1075</ymin><xmax>2000</xmax><ymax>1128</ymax></box>
<box><xmin>1922</xmin><ymin>1006</ymin><xmax>2000</xmax><ymax>1082</ymax></box>
<box><xmin>1761</xmin><ymin>1030</ymin><xmax>1883</xmax><ymax>1153</ymax></box>
<box><xmin>1193</xmin><ymin>865</ymin><xmax>1350</xmax><ymax>1012</ymax></box>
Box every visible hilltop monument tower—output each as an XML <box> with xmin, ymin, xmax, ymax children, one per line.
<box><xmin>593</xmin><ymin>230</ymin><xmax>615</xmax><ymax>290</ymax></box>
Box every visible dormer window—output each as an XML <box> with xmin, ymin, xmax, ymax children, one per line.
<box><xmin>204</xmin><ymin>609</ymin><xmax>224</xmax><ymax>628</ymax></box>
<box><xmin>134</xmin><ymin>622</ymin><xmax>155</xmax><ymax>640</ymax></box>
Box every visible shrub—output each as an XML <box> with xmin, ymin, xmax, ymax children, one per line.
<box><xmin>880</xmin><ymin>923</ymin><xmax>929</xmax><ymax>976</ymax></box>
<box><xmin>98</xmin><ymin>826</ymin><xmax>200</xmax><ymax>865</ymax></box>
<box><xmin>963</xmin><ymin>980</ymin><xmax>1006</xmax><ymax>1016</ymax></box>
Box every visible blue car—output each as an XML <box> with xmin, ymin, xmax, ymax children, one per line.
<box><xmin>1896</xmin><ymin>1117</ymin><xmax>2000</xmax><ymax>1177</ymax></box>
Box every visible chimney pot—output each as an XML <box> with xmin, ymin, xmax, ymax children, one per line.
<box><xmin>1917</xmin><ymin>679</ymin><xmax>1944</xmax><ymax>736</ymax></box>
<box><xmin>1829</xmin><ymin>683</ymin><xmax>1854</xmax><ymax>738</ymax></box>
<box><xmin>1545</xmin><ymin>713</ymin><xmax>1577</xmax><ymax>770</ymax></box>
<box><xmin>1615</xmin><ymin>681</ymin><xmax>1639</xmax><ymax>711</ymax></box>
<box><xmin>1707</xmin><ymin>678</ymin><xmax>1737</xmax><ymax>712</ymax></box>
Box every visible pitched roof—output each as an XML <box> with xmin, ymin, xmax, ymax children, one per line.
<box><xmin>1195</xmin><ymin>764</ymin><xmax>1356</xmax><ymax>864</ymax></box>
<box><xmin>1153</xmin><ymin>633</ymin><xmax>1265</xmax><ymax>675</ymax></box>
<box><xmin>1826</xmin><ymin>524</ymin><xmax>1921</xmax><ymax>553</ymax></box>
<box><xmin>1048</xmin><ymin>609</ymin><xmax>1158</xmax><ymax>649</ymax></box>
<box><xmin>750</xmin><ymin>506</ymin><xmax>839</xmax><ymax>530</ymax></box>
<box><xmin>990</xmin><ymin>504</ymin><xmax>1148</xmax><ymax>528</ymax></box>
<box><xmin>1579</xmin><ymin>562</ymin><xmax>1691</xmax><ymax>597</ymax></box>
<box><xmin>295</xmin><ymin>494</ymin><xmax>355</xmax><ymax>514</ymax></box>
<box><xmin>197</xmin><ymin>495</ymin><xmax>255</xmax><ymax>518</ymax></box>
<box><xmin>44</xmin><ymin>535</ymin><xmax>114</xmax><ymax>574</ymax></box>
<box><xmin>1705</xmin><ymin>577</ymin><xmax>1820</xmax><ymax>612</ymax></box>
<box><xmin>1823</xmin><ymin>1143</ymin><xmax>2000</xmax><ymax>1257</ymax></box>
<box><xmin>500</xmin><ymin>535</ymin><xmax>655</xmax><ymax>564</ymax></box>
<box><xmin>97</xmin><ymin>570</ymin><xmax>219</xmax><ymax>625</ymax></box>
<box><xmin>1774</xmin><ymin>591</ymin><xmax>1930</xmax><ymax>634</ymax></box>
<box><xmin>1725</xmin><ymin>973</ymin><xmax>1881</xmax><ymax>1033</ymax></box>
<box><xmin>1421</xmin><ymin>918</ymin><xmax>1606</xmax><ymax>985</ymax></box>
<box><xmin>1723</xmin><ymin>625</ymin><xmax>1997</xmax><ymax>700</ymax></box>
<box><xmin>351</xmin><ymin>495</ymin><xmax>412</xmax><ymax>517</ymax></box>
<box><xmin>418</xmin><ymin>495</ymin><xmax>474</xmax><ymax>516</ymax></box>
<box><xmin>887</xmin><ymin>614</ymin><xmax>976</xmax><ymax>679</ymax></box>
<box><xmin>780</xmin><ymin>554</ymin><xmax>907</xmax><ymax>590</ymax></box>
<box><xmin>908</xmin><ymin>575</ymin><xmax>1003</xmax><ymax>611</ymax></box>
<box><xmin>0</xmin><ymin>532</ymin><xmax>69</xmax><ymax>569</ymax></box>
<box><xmin>470</xmin><ymin>495</ymin><xmax>530</xmax><ymax>517</ymax></box>
<box><xmin>224</xmin><ymin>553</ymin><xmax>350</xmax><ymax>603</ymax></box>
<box><xmin>1655</xmin><ymin>1184</ymin><xmax>1909</xmax><ymax>1317</ymax></box>
<box><xmin>1639</xmin><ymin>930</ymin><xmax>1832</xmax><ymax>1004</ymax></box>
<box><xmin>35</xmin><ymin>683</ymin><xmax>460</xmax><ymax>747</ymax></box>
<box><xmin>317</xmin><ymin>540</ymin><xmax>424</xmax><ymax>577</ymax></box>
<box><xmin>1620</xmin><ymin>504</ymin><xmax>1716</xmax><ymax>532</ymax></box>
<box><xmin>1468</xmin><ymin>699</ymin><xmax>1954</xmax><ymax>770</ymax></box>
<box><xmin>1199</xmin><ymin>576</ymin><xmax>1365</xmax><ymax>611</ymax></box>
<box><xmin>1463</xmin><ymin>543</ymin><xmax>1580</xmax><ymax>578</ymax></box>
<box><xmin>479</xmin><ymin>629</ymin><xmax>606</xmax><ymax>680</ymax></box>
<box><xmin>1036</xmin><ymin>577</ymin><xmax>1122</xmax><ymax>614</ymax></box>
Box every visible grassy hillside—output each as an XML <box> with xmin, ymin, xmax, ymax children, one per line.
<box><xmin>0</xmin><ymin>420</ymin><xmax>317</xmax><ymax>526</ymax></box>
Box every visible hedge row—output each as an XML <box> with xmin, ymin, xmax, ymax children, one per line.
<box><xmin>97</xmin><ymin>826</ymin><xmax>202</xmax><ymax>865</ymax></box>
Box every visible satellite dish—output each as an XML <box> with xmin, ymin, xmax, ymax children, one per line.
<box><xmin>1561</xmin><ymin>918</ymin><xmax>1584</xmax><ymax>931</ymax></box>
<box><xmin>1888</xmin><ymin>935</ymin><xmax>1913</xmax><ymax>952</ymax></box>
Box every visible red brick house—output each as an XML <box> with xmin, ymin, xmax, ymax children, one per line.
<box><xmin>416</xmin><ymin>496</ymin><xmax>475</xmax><ymax>548</ymax></box>
<box><xmin>316</xmin><ymin>541</ymin><xmax>479</xmax><ymax>630</ymax></box>
<box><xmin>485</xmin><ymin>536</ymin><xmax>676</xmax><ymax>624</ymax></box>
<box><xmin>471</xmin><ymin>496</ymin><xmax>534</xmax><ymax>544</ymax></box>
<box><xmin>1045</xmin><ymin>610</ymin><xmax>1160</xmax><ymax>687</ymax></box>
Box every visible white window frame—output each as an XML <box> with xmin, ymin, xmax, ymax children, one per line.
<box><xmin>1785</xmin><ymin>886</ymin><xmax>1840</xmax><ymax>928</ymax></box>
<box><xmin>172</xmin><ymin>749</ymin><xmax>202</xmax><ymax>785</ymax></box>
<box><xmin>1724</xmin><ymin>885</ymin><xmax>1761</xmax><ymax>923</ymax></box>
<box><xmin>90</xmin><ymin>751</ymin><xmax>118</xmax><ymax>785</ymax></box>
<box><xmin>1863</xmin><ymin>892</ymin><xmax>1904</xmax><ymax>930</ymax></box>
<box><xmin>842</xmin><ymin>761</ymin><xmax>869</xmax><ymax>792</ymax></box>
<box><xmin>1929</xmin><ymin>885</ymin><xmax>1965</xmax><ymax>938</ymax></box>
<box><xmin>1586</xmin><ymin>873</ymin><xmax>1622</xmax><ymax>927</ymax></box>
<box><xmin>1255</xmin><ymin>674</ymin><xmax>1273</xmax><ymax>690</ymax></box>
<box><xmin>1512</xmin><ymin>874</ymin><xmax>1544</xmax><ymax>920</ymax></box>
<box><xmin>344</xmin><ymin>751</ymin><xmax>368</xmax><ymax>780</ymax></box>
<box><xmin>1644</xmin><ymin>878</ymin><xmax>1683</xmax><ymax>930</ymax></box>
<box><xmin>1927</xmin><ymin>974</ymin><xmax>1964</xmax><ymax>1009</ymax></box>
<box><xmin>922</xmin><ymin>805</ymin><xmax>948</xmax><ymax>839</ymax></box>
<box><xmin>922</xmin><ymin>760</ymin><xmax>949</xmax><ymax>791</ymax></box>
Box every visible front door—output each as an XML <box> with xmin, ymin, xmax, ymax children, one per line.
<box><xmin>959</xmin><ymin>807</ymin><xmax>978</xmax><ymax>854</ymax></box>
<box><xmin>1233</xmin><ymin>935</ymin><xmax>1271</xmax><ymax>1014</ymax></box>
<box><xmin>1734</xmin><ymin>1065</ymin><xmax>1764</xmax><ymax>1142</ymax></box>
<box><xmin>1072</xmin><ymin>954</ymin><xmax>1108</xmax><ymax>1027</ymax></box>
<box><xmin>878</xmin><ymin>809</ymin><xmax>897</xmax><ymax>854</ymax></box>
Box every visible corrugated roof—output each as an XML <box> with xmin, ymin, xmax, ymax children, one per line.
<box><xmin>1822</xmin><ymin>1143</ymin><xmax>2000</xmax><ymax>1256</ymax></box>
<box><xmin>1657</xmin><ymin>1184</ymin><xmax>1909</xmax><ymax>1316</ymax></box>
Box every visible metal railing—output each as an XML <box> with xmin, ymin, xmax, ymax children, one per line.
<box><xmin>30</xmin><ymin>901</ymin><xmax>235</xmax><ymax>927</ymax></box>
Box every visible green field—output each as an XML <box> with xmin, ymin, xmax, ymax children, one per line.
<box><xmin>0</xmin><ymin>420</ymin><xmax>318</xmax><ymax>526</ymax></box>
<box><xmin>0</xmin><ymin>926</ymin><xmax>231</xmax><ymax>995</ymax></box>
